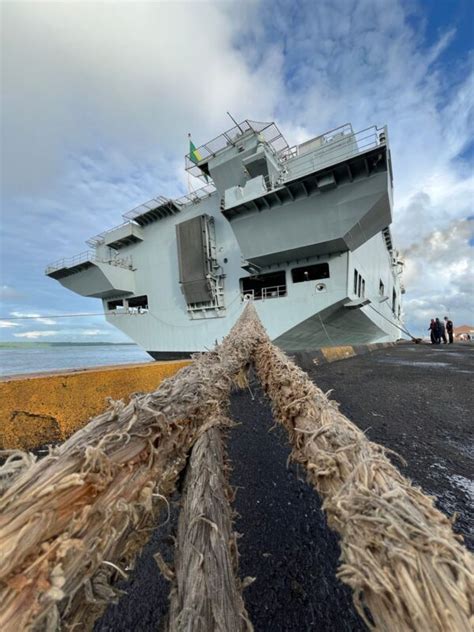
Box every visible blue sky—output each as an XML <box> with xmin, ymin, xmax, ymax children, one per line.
<box><xmin>1</xmin><ymin>0</ymin><xmax>473</xmax><ymax>342</ymax></box>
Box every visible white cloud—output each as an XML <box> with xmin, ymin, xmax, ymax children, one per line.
<box><xmin>11</xmin><ymin>327</ymin><xmax>112</xmax><ymax>340</ymax></box>
<box><xmin>10</xmin><ymin>312</ymin><xmax>57</xmax><ymax>325</ymax></box>
<box><xmin>1</xmin><ymin>1</ymin><xmax>282</xmax><ymax>196</ymax></box>
<box><xmin>0</xmin><ymin>320</ymin><xmax>20</xmax><ymax>328</ymax></box>
<box><xmin>14</xmin><ymin>330</ymin><xmax>59</xmax><ymax>339</ymax></box>
<box><xmin>0</xmin><ymin>285</ymin><xmax>23</xmax><ymax>302</ymax></box>
<box><xmin>81</xmin><ymin>329</ymin><xmax>109</xmax><ymax>336</ymax></box>
<box><xmin>401</xmin><ymin>218</ymin><xmax>474</xmax><ymax>334</ymax></box>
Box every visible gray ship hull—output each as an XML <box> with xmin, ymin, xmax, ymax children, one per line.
<box><xmin>46</xmin><ymin>120</ymin><xmax>404</xmax><ymax>354</ymax></box>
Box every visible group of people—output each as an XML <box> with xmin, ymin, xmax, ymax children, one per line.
<box><xmin>428</xmin><ymin>316</ymin><xmax>454</xmax><ymax>344</ymax></box>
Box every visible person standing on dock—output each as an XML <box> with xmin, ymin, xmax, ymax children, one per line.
<box><xmin>439</xmin><ymin>318</ymin><xmax>447</xmax><ymax>344</ymax></box>
<box><xmin>434</xmin><ymin>318</ymin><xmax>443</xmax><ymax>344</ymax></box>
<box><xmin>445</xmin><ymin>316</ymin><xmax>454</xmax><ymax>344</ymax></box>
<box><xmin>429</xmin><ymin>319</ymin><xmax>437</xmax><ymax>344</ymax></box>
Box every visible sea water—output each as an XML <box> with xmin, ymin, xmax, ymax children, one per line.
<box><xmin>0</xmin><ymin>344</ymin><xmax>152</xmax><ymax>377</ymax></box>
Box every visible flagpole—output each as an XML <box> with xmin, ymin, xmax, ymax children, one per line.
<box><xmin>227</xmin><ymin>111</ymin><xmax>243</xmax><ymax>133</ymax></box>
<box><xmin>187</xmin><ymin>133</ymin><xmax>192</xmax><ymax>194</ymax></box>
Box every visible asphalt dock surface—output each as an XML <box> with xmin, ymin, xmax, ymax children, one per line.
<box><xmin>96</xmin><ymin>343</ymin><xmax>473</xmax><ymax>631</ymax></box>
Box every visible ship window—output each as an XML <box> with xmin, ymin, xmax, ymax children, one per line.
<box><xmin>128</xmin><ymin>295</ymin><xmax>149</xmax><ymax>310</ymax></box>
<box><xmin>107</xmin><ymin>299</ymin><xmax>124</xmax><ymax>311</ymax></box>
<box><xmin>358</xmin><ymin>275</ymin><xmax>362</xmax><ymax>297</ymax></box>
<box><xmin>392</xmin><ymin>289</ymin><xmax>396</xmax><ymax>313</ymax></box>
<box><xmin>292</xmin><ymin>263</ymin><xmax>329</xmax><ymax>283</ymax></box>
<box><xmin>379</xmin><ymin>280</ymin><xmax>385</xmax><ymax>296</ymax></box>
<box><xmin>362</xmin><ymin>279</ymin><xmax>365</xmax><ymax>298</ymax></box>
<box><xmin>354</xmin><ymin>269</ymin><xmax>358</xmax><ymax>295</ymax></box>
<box><xmin>240</xmin><ymin>270</ymin><xmax>286</xmax><ymax>300</ymax></box>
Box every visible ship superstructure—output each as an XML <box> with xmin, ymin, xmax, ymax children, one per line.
<box><xmin>46</xmin><ymin>120</ymin><xmax>404</xmax><ymax>358</ymax></box>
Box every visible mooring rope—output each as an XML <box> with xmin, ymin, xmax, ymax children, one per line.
<box><xmin>251</xmin><ymin>315</ymin><xmax>473</xmax><ymax>631</ymax></box>
<box><xmin>0</xmin><ymin>304</ymin><xmax>471</xmax><ymax>631</ymax></box>
<box><xmin>167</xmin><ymin>424</ymin><xmax>253</xmax><ymax>632</ymax></box>
<box><xmin>0</xmin><ymin>306</ymin><xmax>261</xmax><ymax>631</ymax></box>
<box><xmin>366</xmin><ymin>302</ymin><xmax>418</xmax><ymax>340</ymax></box>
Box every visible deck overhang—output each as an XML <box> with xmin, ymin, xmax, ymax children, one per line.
<box><xmin>222</xmin><ymin>144</ymin><xmax>392</xmax><ymax>267</ymax></box>
<box><xmin>46</xmin><ymin>257</ymin><xmax>135</xmax><ymax>299</ymax></box>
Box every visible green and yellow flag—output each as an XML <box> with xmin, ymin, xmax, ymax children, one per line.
<box><xmin>189</xmin><ymin>134</ymin><xmax>208</xmax><ymax>182</ymax></box>
<box><xmin>189</xmin><ymin>137</ymin><xmax>203</xmax><ymax>165</ymax></box>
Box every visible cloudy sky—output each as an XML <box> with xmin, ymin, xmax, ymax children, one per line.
<box><xmin>1</xmin><ymin>0</ymin><xmax>473</xmax><ymax>342</ymax></box>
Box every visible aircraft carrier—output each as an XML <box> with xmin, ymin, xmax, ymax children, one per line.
<box><xmin>45</xmin><ymin>119</ymin><xmax>404</xmax><ymax>359</ymax></box>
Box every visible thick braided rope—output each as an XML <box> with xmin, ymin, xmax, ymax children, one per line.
<box><xmin>252</xmin><ymin>322</ymin><xmax>473</xmax><ymax>631</ymax></box>
<box><xmin>167</xmin><ymin>424</ymin><xmax>253</xmax><ymax>632</ymax></box>
<box><xmin>0</xmin><ymin>305</ymin><xmax>260</xmax><ymax>631</ymax></box>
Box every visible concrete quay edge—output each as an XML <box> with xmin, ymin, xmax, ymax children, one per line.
<box><xmin>289</xmin><ymin>341</ymin><xmax>396</xmax><ymax>371</ymax></box>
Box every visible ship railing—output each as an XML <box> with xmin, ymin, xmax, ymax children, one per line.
<box><xmin>45</xmin><ymin>250</ymin><xmax>131</xmax><ymax>275</ymax></box>
<box><xmin>174</xmin><ymin>184</ymin><xmax>216</xmax><ymax>207</ymax></box>
<box><xmin>107</xmin><ymin>306</ymin><xmax>149</xmax><ymax>315</ymax></box>
<box><xmin>123</xmin><ymin>195</ymin><xmax>175</xmax><ymax>221</ymax></box>
<box><xmin>241</xmin><ymin>285</ymin><xmax>287</xmax><ymax>302</ymax></box>
<box><xmin>185</xmin><ymin>120</ymin><xmax>290</xmax><ymax>181</ymax></box>
<box><xmin>279</xmin><ymin>145</ymin><xmax>299</xmax><ymax>160</ymax></box>
<box><xmin>280</xmin><ymin>123</ymin><xmax>355</xmax><ymax>160</ymax></box>
<box><xmin>279</xmin><ymin>125</ymin><xmax>387</xmax><ymax>170</ymax></box>
<box><xmin>86</xmin><ymin>221</ymin><xmax>138</xmax><ymax>247</ymax></box>
<box><xmin>121</xmin><ymin>184</ymin><xmax>216</xmax><ymax>223</ymax></box>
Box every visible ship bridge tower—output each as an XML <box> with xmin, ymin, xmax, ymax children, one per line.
<box><xmin>186</xmin><ymin>120</ymin><xmax>393</xmax><ymax>271</ymax></box>
<box><xmin>185</xmin><ymin>120</ymin><xmax>289</xmax><ymax>200</ymax></box>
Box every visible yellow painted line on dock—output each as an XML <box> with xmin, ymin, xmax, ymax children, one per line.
<box><xmin>0</xmin><ymin>360</ymin><xmax>190</xmax><ymax>450</ymax></box>
<box><xmin>320</xmin><ymin>346</ymin><xmax>356</xmax><ymax>362</ymax></box>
